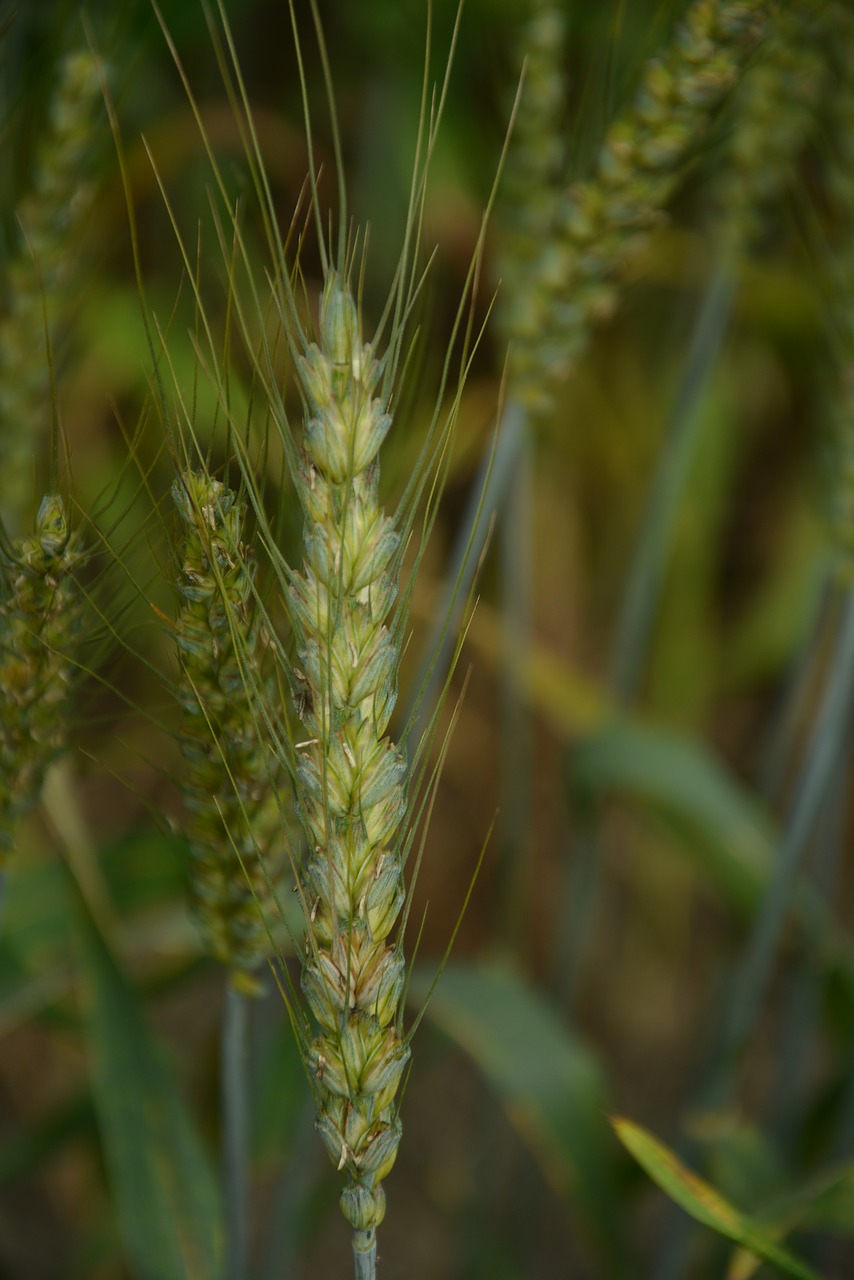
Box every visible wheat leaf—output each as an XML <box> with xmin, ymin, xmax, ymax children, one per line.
<box><xmin>73</xmin><ymin>888</ymin><xmax>223</xmax><ymax>1280</ymax></box>
<box><xmin>409</xmin><ymin>961</ymin><xmax>626</xmax><ymax>1275</ymax></box>
<box><xmin>612</xmin><ymin>1116</ymin><xmax>822</xmax><ymax>1280</ymax></box>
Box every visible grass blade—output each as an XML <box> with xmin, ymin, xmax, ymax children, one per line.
<box><xmin>73</xmin><ymin>887</ymin><xmax>222</xmax><ymax>1280</ymax></box>
<box><xmin>572</xmin><ymin>718</ymin><xmax>775</xmax><ymax>915</ymax></box>
<box><xmin>612</xmin><ymin>1116</ymin><xmax>821</xmax><ymax>1280</ymax></box>
<box><xmin>410</xmin><ymin>960</ymin><xmax>626</xmax><ymax>1274</ymax></box>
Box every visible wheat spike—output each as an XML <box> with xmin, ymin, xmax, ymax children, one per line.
<box><xmin>0</xmin><ymin>494</ymin><xmax>85</xmax><ymax>857</ymax></box>
<box><xmin>506</xmin><ymin>0</ymin><xmax>773</xmax><ymax>406</ymax></box>
<box><xmin>716</xmin><ymin>0</ymin><xmax>827</xmax><ymax>252</ymax></box>
<box><xmin>287</xmin><ymin>272</ymin><xmax>409</xmax><ymax>1258</ymax></box>
<box><xmin>0</xmin><ymin>49</ymin><xmax>103</xmax><ymax>533</ymax></box>
<box><xmin>172</xmin><ymin>469</ymin><xmax>283</xmax><ymax>995</ymax></box>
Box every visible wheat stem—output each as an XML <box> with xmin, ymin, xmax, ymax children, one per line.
<box><xmin>720</xmin><ymin>593</ymin><xmax>854</xmax><ymax>1079</ymax></box>
<box><xmin>404</xmin><ymin>399</ymin><xmax>526</xmax><ymax>737</ymax></box>
<box><xmin>610</xmin><ymin>263</ymin><xmax>735</xmax><ymax>702</ymax></box>
<box><xmin>352</xmin><ymin>1229</ymin><xmax>376</xmax><ymax>1280</ymax></box>
<box><xmin>498</xmin><ymin>425</ymin><xmax>534</xmax><ymax>946</ymax></box>
<box><xmin>350</xmin><ymin>1228</ymin><xmax>376</xmax><ymax>1280</ymax></box>
<box><xmin>222</xmin><ymin>982</ymin><xmax>250</xmax><ymax>1280</ymax></box>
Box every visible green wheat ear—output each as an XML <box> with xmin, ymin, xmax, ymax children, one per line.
<box><xmin>715</xmin><ymin>0</ymin><xmax>828</xmax><ymax>254</ymax></box>
<box><xmin>0</xmin><ymin>493</ymin><xmax>86</xmax><ymax>858</ymax></box>
<box><xmin>503</xmin><ymin>0</ymin><xmax>773</xmax><ymax>407</ymax></box>
<box><xmin>290</xmin><ymin>271</ymin><xmax>409</xmax><ymax>1256</ymax></box>
<box><xmin>0</xmin><ymin>46</ymin><xmax>103</xmax><ymax>533</ymax></box>
<box><xmin>171</xmin><ymin>467</ymin><xmax>284</xmax><ymax>995</ymax></box>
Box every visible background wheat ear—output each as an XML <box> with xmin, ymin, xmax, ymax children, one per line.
<box><xmin>0</xmin><ymin>43</ymin><xmax>103</xmax><ymax>534</ymax></box>
<box><xmin>169</xmin><ymin>465</ymin><xmax>284</xmax><ymax>995</ymax></box>
<box><xmin>0</xmin><ymin>492</ymin><xmax>87</xmax><ymax>860</ymax></box>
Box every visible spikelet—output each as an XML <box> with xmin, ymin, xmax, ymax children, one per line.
<box><xmin>508</xmin><ymin>0</ymin><xmax>772</xmax><ymax>406</ymax></box>
<box><xmin>0</xmin><ymin>47</ymin><xmax>103</xmax><ymax>533</ymax></box>
<box><xmin>715</xmin><ymin>0</ymin><xmax>827</xmax><ymax>253</ymax></box>
<box><xmin>0</xmin><ymin>494</ymin><xmax>85</xmax><ymax>858</ymax></box>
<box><xmin>288</xmin><ymin>272</ymin><xmax>408</xmax><ymax>1255</ymax></box>
<box><xmin>172</xmin><ymin>469</ymin><xmax>282</xmax><ymax>995</ymax></box>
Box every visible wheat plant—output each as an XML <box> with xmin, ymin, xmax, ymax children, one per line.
<box><xmin>115</xmin><ymin>1</ymin><xmax>497</xmax><ymax>1274</ymax></box>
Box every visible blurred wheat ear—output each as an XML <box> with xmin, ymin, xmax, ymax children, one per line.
<box><xmin>0</xmin><ymin>37</ymin><xmax>106</xmax><ymax>896</ymax></box>
<box><xmin>0</xmin><ymin>44</ymin><xmax>103</xmax><ymax>533</ymax></box>
<box><xmin>170</xmin><ymin>467</ymin><xmax>284</xmax><ymax>995</ymax></box>
<box><xmin>0</xmin><ymin>493</ymin><xmax>87</xmax><ymax>862</ymax></box>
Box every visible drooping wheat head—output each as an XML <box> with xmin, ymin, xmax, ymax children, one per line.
<box><xmin>715</xmin><ymin>0</ymin><xmax>827</xmax><ymax>254</ymax></box>
<box><xmin>502</xmin><ymin>0</ymin><xmax>773</xmax><ymax>407</ymax></box>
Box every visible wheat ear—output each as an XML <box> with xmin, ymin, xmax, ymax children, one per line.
<box><xmin>716</xmin><ymin>0</ymin><xmax>827</xmax><ymax>253</ymax></box>
<box><xmin>0</xmin><ymin>48</ymin><xmax>102</xmax><ymax>532</ymax></box>
<box><xmin>0</xmin><ymin>494</ymin><xmax>85</xmax><ymax>857</ymax></box>
<box><xmin>508</xmin><ymin>0</ymin><xmax>772</xmax><ymax>404</ymax></box>
<box><xmin>172</xmin><ymin>468</ymin><xmax>282</xmax><ymax>994</ymax></box>
<box><xmin>287</xmin><ymin>270</ymin><xmax>409</xmax><ymax>1273</ymax></box>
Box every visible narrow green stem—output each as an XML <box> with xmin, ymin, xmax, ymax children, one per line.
<box><xmin>223</xmin><ymin>982</ymin><xmax>249</xmax><ymax>1280</ymax></box>
<box><xmin>717</xmin><ymin>589</ymin><xmax>854</xmax><ymax>1077</ymax></box>
<box><xmin>498</xmin><ymin>421</ymin><xmax>534</xmax><ymax>948</ymax></box>
<box><xmin>404</xmin><ymin>399</ymin><xmax>527</xmax><ymax>737</ymax></box>
<box><xmin>352</xmin><ymin>1228</ymin><xmax>377</xmax><ymax>1280</ymax></box>
<box><xmin>610</xmin><ymin>263</ymin><xmax>735</xmax><ymax>704</ymax></box>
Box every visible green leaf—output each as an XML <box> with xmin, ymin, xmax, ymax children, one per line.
<box><xmin>729</xmin><ymin>1163</ymin><xmax>854</xmax><ymax>1280</ymax></box>
<box><xmin>612</xmin><ymin>1116</ymin><xmax>822</xmax><ymax>1280</ymax></box>
<box><xmin>571</xmin><ymin>719</ymin><xmax>854</xmax><ymax>1002</ymax></box>
<box><xmin>73</xmin><ymin>891</ymin><xmax>222</xmax><ymax>1280</ymax></box>
<box><xmin>410</xmin><ymin>961</ymin><xmax>626</xmax><ymax>1274</ymax></box>
<box><xmin>572</xmin><ymin>719</ymin><xmax>775</xmax><ymax>914</ymax></box>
